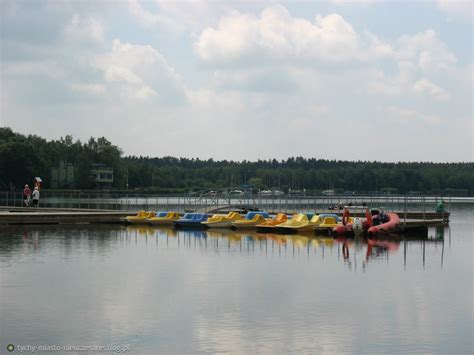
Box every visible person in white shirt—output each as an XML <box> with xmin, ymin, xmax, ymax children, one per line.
<box><xmin>32</xmin><ymin>187</ymin><xmax>40</xmax><ymax>207</ymax></box>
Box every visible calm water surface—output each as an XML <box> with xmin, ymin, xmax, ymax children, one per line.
<box><xmin>1</xmin><ymin>205</ymin><xmax>472</xmax><ymax>354</ymax></box>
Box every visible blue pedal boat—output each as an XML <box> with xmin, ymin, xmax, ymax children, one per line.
<box><xmin>174</xmin><ymin>213</ymin><xmax>211</xmax><ymax>229</ymax></box>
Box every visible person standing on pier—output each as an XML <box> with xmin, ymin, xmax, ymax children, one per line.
<box><xmin>32</xmin><ymin>186</ymin><xmax>40</xmax><ymax>207</ymax></box>
<box><xmin>23</xmin><ymin>184</ymin><xmax>31</xmax><ymax>207</ymax></box>
<box><xmin>435</xmin><ymin>200</ymin><xmax>445</xmax><ymax>213</ymax></box>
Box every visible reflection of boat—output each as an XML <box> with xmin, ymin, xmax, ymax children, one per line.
<box><xmin>264</xmin><ymin>233</ymin><xmax>288</xmax><ymax>245</ymax></box>
<box><xmin>367</xmin><ymin>239</ymin><xmax>400</xmax><ymax>251</ymax></box>
<box><xmin>228</xmin><ymin>233</ymin><xmax>244</xmax><ymax>242</ymax></box>
<box><xmin>256</xmin><ymin>213</ymin><xmax>288</xmax><ymax>232</ymax></box>
<box><xmin>126</xmin><ymin>211</ymin><xmax>156</xmax><ymax>224</ymax></box>
<box><xmin>125</xmin><ymin>225</ymin><xmax>176</xmax><ymax>237</ymax></box>
<box><xmin>366</xmin><ymin>238</ymin><xmax>400</xmax><ymax>260</ymax></box>
<box><xmin>148</xmin><ymin>211</ymin><xmax>180</xmax><ymax>225</ymax></box>
<box><xmin>174</xmin><ymin>213</ymin><xmax>210</xmax><ymax>229</ymax></box>
<box><xmin>203</xmin><ymin>212</ymin><xmax>243</xmax><ymax>228</ymax></box>
<box><xmin>126</xmin><ymin>225</ymin><xmax>153</xmax><ymax>236</ymax></box>
<box><xmin>181</xmin><ymin>230</ymin><xmax>207</xmax><ymax>239</ymax></box>
<box><xmin>232</xmin><ymin>211</ymin><xmax>270</xmax><ymax>229</ymax></box>
<box><xmin>368</xmin><ymin>213</ymin><xmax>400</xmax><ymax>235</ymax></box>
<box><xmin>289</xmin><ymin>234</ymin><xmax>310</xmax><ymax>247</ymax></box>
<box><xmin>275</xmin><ymin>214</ymin><xmax>317</xmax><ymax>233</ymax></box>
<box><xmin>317</xmin><ymin>237</ymin><xmax>336</xmax><ymax>247</ymax></box>
<box><xmin>205</xmin><ymin>228</ymin><xmax>234</xmax><ymax>238</ymax></box>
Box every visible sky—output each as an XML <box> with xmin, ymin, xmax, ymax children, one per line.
<box><xmin>1</xmin><ymin>0</ymin><xmax>472</xmax><ymax>162</ymax></box>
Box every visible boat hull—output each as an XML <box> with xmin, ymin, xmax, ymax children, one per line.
<box><xmin>204</xmin><ymin>221</ymin><xmax>234</xmax><ymax>228</ymax></box>
<box><xmin>148</xmin><ymin>219</ymin><xmax>177</xmax><ymax>225</ymax></box>
<box><xmin>368</xmin><ymin>213</ymin><xmax>400</xmax><ymax>235</ymax></box>
<box><xmin>174</xmin><ymin>222</ymin><xmax>209</xmax><ymax>229</ymax></box>
<box><xmin>232</xmin><ymin>223</ymin><xmax>260</xmax><ymax>230</ymax></box>
<box><xmin>256</xmin><ymin>225</ymin><xmax>277</xmax><ymax>233</ymax></box>
<box><xmin>332</xmin><ymin>220</ymin><xmax>369</xmax><ymax>235</ymax></box>
<box><xmin>126</xmin><ymin>218</ymin><xmax>150</xmax><ymax>225</ymax></box>
<box><xmin>274</xmin><ymin>225</ymin><xmax>315</xmax><ymax>234</ymax></box>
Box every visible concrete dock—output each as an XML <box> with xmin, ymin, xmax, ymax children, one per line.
<box><xmin>0</xmin><ymin>207</ymin><xmax>448</xmax><ymax>231</ymax></box>
<box><xmin>0</xmin><ymin>207</ymin><xmax>134</xmax><ymax>225</ymax></box>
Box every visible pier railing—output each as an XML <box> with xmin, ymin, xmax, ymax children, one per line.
<box><xmin>0</xmin><ymin>191</ymin><xmax>458</xmax><ymax>215</ymax></box>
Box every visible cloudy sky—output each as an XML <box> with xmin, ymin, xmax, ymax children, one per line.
<box><xmin>1</xmin><ymin>0</ymin><xmax>472</xmax><ymax>162</ymax></box>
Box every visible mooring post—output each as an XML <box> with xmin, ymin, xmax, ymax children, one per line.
<box><xmin>422</xmin><ymin>195</ymin><xmax>426</xmax><ymax>223</ymax></box>
<box><xmin>404</xmin><ymin>195</ymin><xmax>407</xmax><ymax>227</ymax></box>
<box><xmin>442</xmin><ymin>195</ymin><xmax>445</xmax><ymax>223</ymax></box>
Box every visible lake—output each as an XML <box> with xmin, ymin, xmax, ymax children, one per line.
<box><xmin>0</xmin><ymin>205</ymin><xmax>472</xmax><ymax>354</ymax></box>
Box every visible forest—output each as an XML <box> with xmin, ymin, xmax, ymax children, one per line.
<box><xmin>1</xmin><ymin>127</ymin><xmax>473</xmax><ymax>196</ymax></box>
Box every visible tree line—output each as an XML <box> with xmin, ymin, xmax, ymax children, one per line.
<box><xmin>1</xmin><ymin>127</ymin><xmax>472</xmax><ymax>195</ymax></box>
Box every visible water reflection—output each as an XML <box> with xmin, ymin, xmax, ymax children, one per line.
<box><xmin>0</xmin><ymin>225</ymin><xmax>448</xmax><ymax>271</ymax></box>
<box><xmin>0</xmin><ymin>218</ymin><xmax>470</xmax><ymax>354</ymax></box>
<box><xmin>117</xmin><ymin>225</ymin><xmax>447</xmax><ymax>271</ymax></box>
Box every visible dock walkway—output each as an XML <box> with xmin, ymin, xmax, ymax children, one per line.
<box><xmin>0</xmin><ymin>206</ymin><xmax>448</xmax><ymax>229</ymax></box>
<box><xmin>0</xmin><ymin>207</ymin><xmax>133</xmax><ymax>225</ymax></box>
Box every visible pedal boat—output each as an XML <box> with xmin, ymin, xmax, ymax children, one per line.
<box><xmin>202</xmin><ymin>211</ymin><xmax>243</xmax><ymax>228</ymax></box>
<box><xmin>313</xmin><ymin>214</ymin><xmax>341</xmax><ymax>233</ymax></box>
<box><xmin>256</xmin><ymin>213</ymin><xmax>288</xmax><ymax>232</ymax></box>
<box><xmin>231</xmin><ymin>211</ymin><xmax>270</xmax><ymax>230</ymax></box>
<box><xmin>148</xmin><ymin>211</ymin><xmax>181</xmax><ymax>225</ymax></box>
<box><xmin>126</xmin><ymin>211</ymin><xmax>156</xmax><ymax>224</ymax></box>
<box><xmin>174</xmin><ymin>213</ymin><xmax>210</xmax><ymax>229</ymax></box>
<box><xmin>275</xmin><ymin>213</ymin><xmax>318</xmax><ymax>233</ymax></box>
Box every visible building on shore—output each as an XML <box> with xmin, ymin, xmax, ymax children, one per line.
<box><xmin>91</xmin><ymin>164</ymin><xmax>114</xmax><ymax>189</ymax></box>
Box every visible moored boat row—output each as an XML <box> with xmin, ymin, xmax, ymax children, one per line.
<box><xmin>125</xmin><ymin>208</ymin><xmax>402</xmax><ymax>236</ymax></box>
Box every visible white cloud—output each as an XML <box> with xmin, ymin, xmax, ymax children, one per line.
<box><xmin>413</xmin><ymin>79</ymin><xmax>450</xmax><ymax>101</ymax></box>
<box><xmin>154</xmin><ymin>0</ymin><xmax>229</xmax><ymax>32</ymax></box>
<box><xmin>95</xmin><ymin>39</ymin><xmax>184</xmax><ymax>102</ymax></box>
<box><xmin>134</xmin><ymin>86</ymin><xmax>158</xmax><ymax>100</ymax></box>
<box><xmin>64</xmin><ymin>14</ymin><xmax>104</xmax><ymax>43</ymax></box>
<box><xmin>330</xmin><ymin>0</ymin><xmax>380</xmax><ymax>5</ymax></box>
<box><xmin>367</xmin><ymin>64</ymin><xmax>451</xmax><ymax>101</ymax></box>
<box><xmin>437</xmin><ymin>0</ymin><xmax>473</xmax><ymax>20</ymax></box>
<box><xmin>70</xmin><ymin>83</ymin><xmax>106</xmax><ymax>95</ymax></box>
<box><xmin>385</xmin><ymin>106</ymin><xmax>442</xmax><ymax>124</ymax></box>
<box><xmin>194</xmin><ymin>5</ymin><xmax>392</xmax><ymax>65</ymax></box>
<box><xmin>127</xmin><ymin>0</ymin><xmax>184</xmax><ymax>32</ymax></box>
<box><xmin>396</xmin><ymin>29</ymin><xmax>457</xmax><ymax>71</ymax></box>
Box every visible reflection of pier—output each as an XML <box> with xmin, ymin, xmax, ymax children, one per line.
<box><xmin>122</xmin><ymin>225</ymin><xmax>448</xmax><ymax>270</ymax></box>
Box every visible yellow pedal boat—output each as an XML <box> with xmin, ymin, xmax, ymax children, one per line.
<box><xmin>312</xmin><ymin>214</ymin><xmax>344</xmax><ymax>231</ymax></box>
<box><xmin>275</xmin><ymin>213</ymin><xmax>318</xmax><ymax>233</ymax></box>
<box><xmin>231</xmin><ymin>211</ymin><xmax>270</xmax><ymax>229</ymax></box>
<box><xmin>147</xmin><ymin>211</ymin><xmax>181</xmax><ymax>225</ymax></box>
<box><xmin>203</xmin><ymin>211</ymin><xmax>243</xmax><ymax>228</ymax></box>
<box><xmin>126</xmin><ymin>211</ymin><xmax>156</xmax><ymax>224</ymax></box>
<box><xmin>255</xmin><ymin>213</ymin><xmax>288</xmax><ymax>231</ymax></box>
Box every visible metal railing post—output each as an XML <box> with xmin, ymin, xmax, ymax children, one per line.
<box><xmin>404</xmin><ymin>195</ymin><xmax>407</xmax><ymax>227</ymax></box>
<box><xmin>422</xmin><ymin>195</ymin><xmax>426</xmax><ymax>223</ymax></box>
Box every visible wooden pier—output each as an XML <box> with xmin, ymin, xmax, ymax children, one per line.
<box><xmin>0</xmin><ymin>207</ymin><xmax>448</xmax><ymax>231</ymax></box>
<box><xmin>0</xmin><ymin>207</ymin><xmax>133</xmax><ymax>225</ymax></box>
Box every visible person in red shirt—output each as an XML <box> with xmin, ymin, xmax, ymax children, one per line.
<box><xmin>23</xmin><ymin>184</ymin><xmax>32</xmax><ymax>207</ymax></box>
